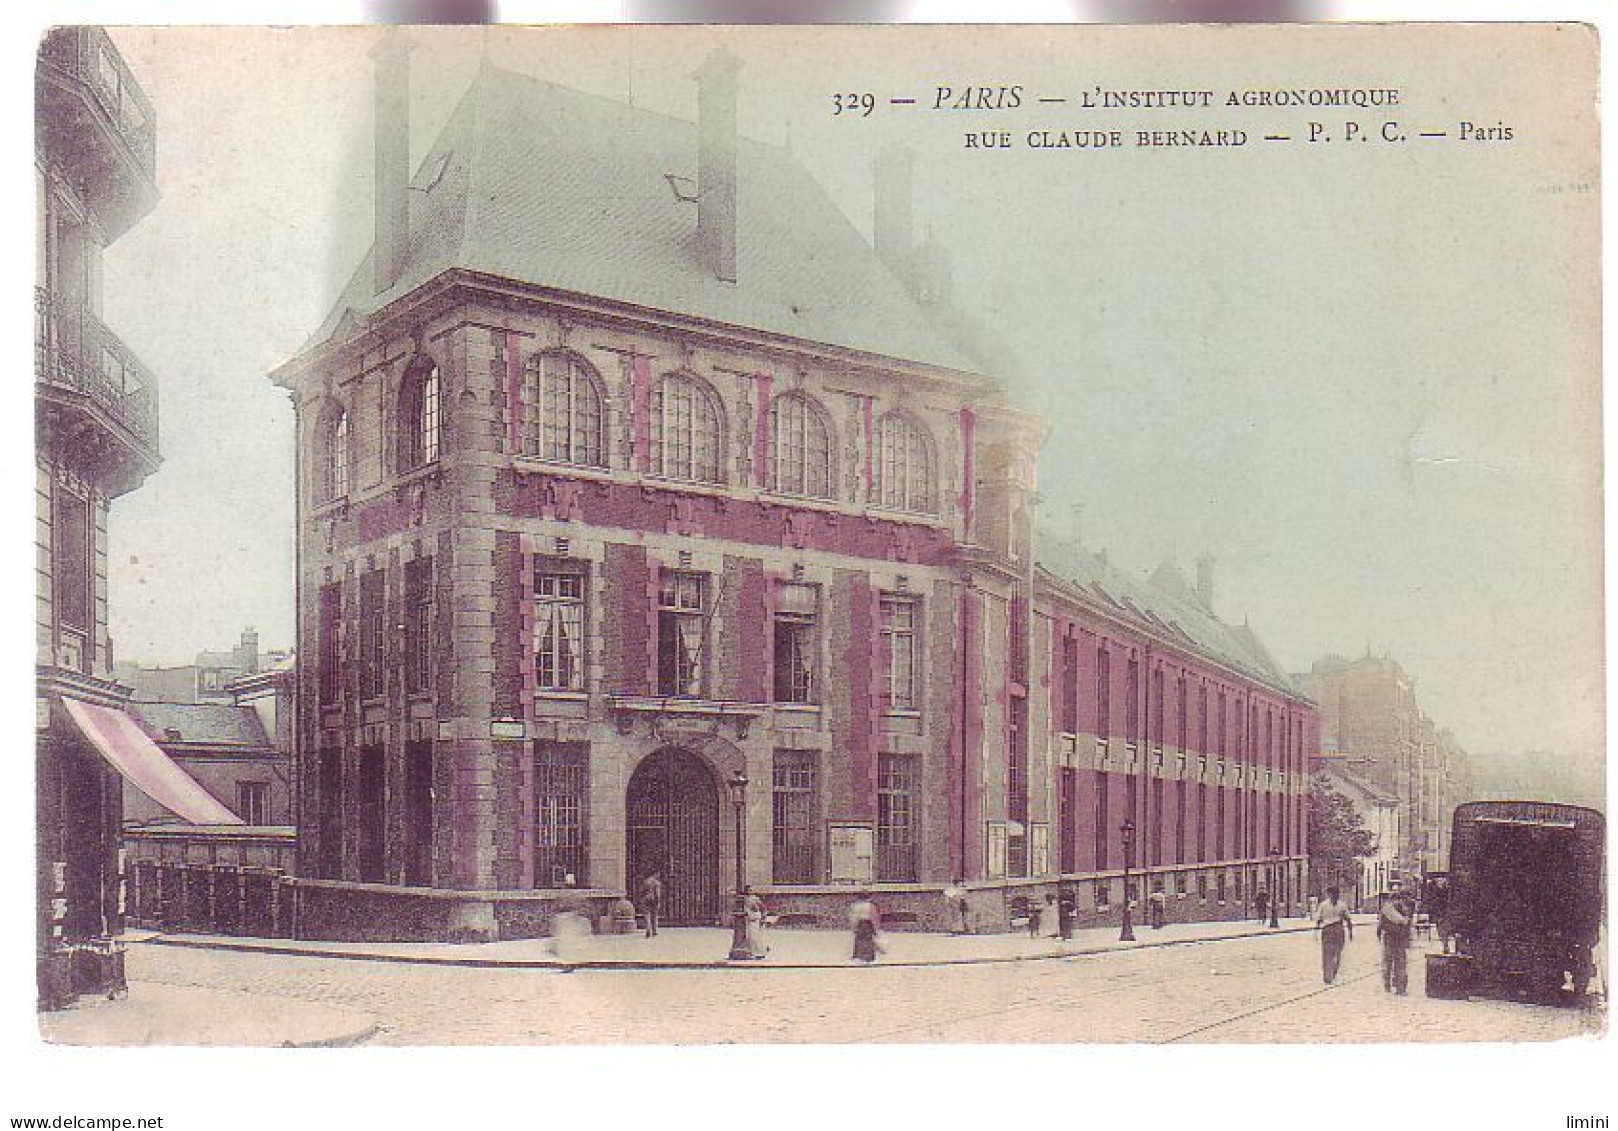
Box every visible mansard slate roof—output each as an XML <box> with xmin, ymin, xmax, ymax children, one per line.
<box><xmin>1036</xmin><ymin>531</ymin><xmax>1304</xmax><ymax>698</ymax></box>
<box><xmin>304</xmin><ymin>62</ymin><xmax>978</xmax><ymax>374</ymax></box>
<box><xmin>129</xmin><ymin>702</ymin><xmax>273</xmax><ymax>750</ymax></box>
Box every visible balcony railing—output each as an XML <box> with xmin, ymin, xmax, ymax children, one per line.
<box><xmin>40</xmin><ymin>26</ymin><xmax>157</xmax><ymax>180</ymax></box>
<box><xmin>36</xmin><ymin>287</ymin><xmax>160</xmax><ymax>452</ymax></box>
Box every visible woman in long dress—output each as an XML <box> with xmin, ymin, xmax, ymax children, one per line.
<box><xmin>743</xmin><ymin>888</ymin><xmax>768</xmax><ymax>958</ymax></box>
<box><xmin>850</xmin><ymin>894</ymin><xmax>881</xmax><ymax>963</ymax></box>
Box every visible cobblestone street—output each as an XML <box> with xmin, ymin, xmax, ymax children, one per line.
<box><xmin>123</xmin><ymin>929</ymin><xmax>1603</xmax><ymax>1046</ymax></box>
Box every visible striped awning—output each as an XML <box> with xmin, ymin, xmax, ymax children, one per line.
<box><xmin>61</xmin><ymin>697</ymin><xmax>243</xmax><ymax>825</ymax></box>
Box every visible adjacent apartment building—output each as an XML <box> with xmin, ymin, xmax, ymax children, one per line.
<box><xmin>270</xmin><ymin>36</ymin><xmax>1315</xmax><ymax>940</ymax></box>
<box><xmin>35</xmin><ymin>28</ymin><xmax>166</xmax><ymax>1006</ymax></box>
<box><xmin>1303</xmin><ymin>654</ymin><xmax>1470</xmax><ymax>878</ymax></box>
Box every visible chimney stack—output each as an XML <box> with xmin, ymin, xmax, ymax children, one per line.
<box><xmin>1196</xmin><ymin>554</ymin><xmax>1216</xmax><ymax>610</ymax></box>
<box><xmin>238</xmin><ymin>627</ymin><xmax>260</xmax><ymax>675</ymax></box>
<box><xmin>371</xmin><ymin>30</ymin><xmax>412</xmax><ymax>295</ymax></box>
<box><xmin>694</xmin><ymin>49</ymin><xmax>740</xmax><ymax>283</ymax></box>
<box><xmin>872</xmin><ymin>141</ymin><xmax>915</xmax><ymax>284</ymax></box>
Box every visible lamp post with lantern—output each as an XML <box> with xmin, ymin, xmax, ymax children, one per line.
<box><xmin>1268</xmin><ymin>843</ymin><xmax>1282</xmax><ymax>928</ymax></box>
<box><xmin>727</xmin><ymin>770</ymin><xmax>753</xmax><ymax>961</ymax></box>
<box><xmin>1119</xmin><ymin>818</ymin><xmax>1137</xmax><ymax>942</ymax></box>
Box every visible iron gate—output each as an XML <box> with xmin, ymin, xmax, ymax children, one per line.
<box><xmin>627</xmin><ymin>747</ymin><xmax>720</xmax><ymax>926</ymax></box>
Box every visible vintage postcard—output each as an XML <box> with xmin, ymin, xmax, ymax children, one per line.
<box><xmin>27</xmin><ymin>17</ymin><xmax>1603</xmax><ymax>1083</ymax></box>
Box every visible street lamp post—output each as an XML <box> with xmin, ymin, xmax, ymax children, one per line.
<box><xmin>726</xmin><ymin>769</ymin><xmax>752</xmax><ymax>961</ymax></box>
<box><xmin>1268</xmin><ymin>843</ymin><xmax>1282</xmax><ymax>928</ymax></box>
<box><xmin>1119</xmin><ymin>819</ymin><xmax>1136</xmax><ymax>942</ymax></box>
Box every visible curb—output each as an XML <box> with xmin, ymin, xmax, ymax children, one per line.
<box><xmin>284</xmin><ymin>1021</ymin><xmax>380</xmax><ymax>1048</ymax></box>
<box><xmin>135</xmin><ymin>920</ymin><xmax>1336</xmax><ymax>973</ymax></box>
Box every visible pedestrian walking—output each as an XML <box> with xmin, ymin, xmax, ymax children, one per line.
<box><xmin>1057</xmin><ymin>886</ymin><xmax>1076</xmax><ymax>940</ymax></box>
<box><xmin>1254</xmin><ymin>888</ymin><xmax>1270</xmax><ymax>924</ymax></box>
<box><xmin>850</xmin><ymin>893</ymin><xmax>882</xmax><ymax>963</ymax></box>
<box><xmin>1026</xmin><ymin>898</ymin><xmax>1043</xmax><ymax>938</ymax></box>
<box><xmin>1148</xmin><ymin>885</ymin><xmax>1168</xmax><ymax>930</ymax></box>
<box><xmin>743</xmin><ymin>887</ymin><xmax>768</xmax><ymax>958</ymax></box>
<box><xmin>1377</xmin><ymin>889</ymin><xmax>1413</xmax><ymax>994</ymax></box>
<box><xmin>640</xmin><ymin>871</ymin><xmax>663</xmax><ymax>939</ymax></box>
<box><xmin>1315</xmin><ymin>885</ymin><xmax>1354</xmax><ymax>985</ymax></box>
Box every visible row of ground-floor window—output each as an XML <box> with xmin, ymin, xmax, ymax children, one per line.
<box><xmin>309</xmin><ymin>739</ymin><xmax>1303</xmax><ymax>920</ymax></box>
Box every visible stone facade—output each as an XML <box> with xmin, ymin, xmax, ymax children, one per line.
<box><xmin>35</xmin><ymin>27</ymin><xmax>163</xmax><ymax>1006</ymax></box>
<box><xmin>269</xmin><ymin>44</ymin><xmax>1314</xmax><ymax>941</ymax></box>
<box><xmin>1303</xmin><ymin>654</ymin><xmax>1470</xmax><ymax>875</ymax></box>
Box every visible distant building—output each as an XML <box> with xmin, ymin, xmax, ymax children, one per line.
<box><xmin>1316</xmin><ymin>757</ymin><xmax>1400</xmax><ymax>909</ymax></box>
<box><xmin>121</xmin><ymin>698</ymin><xmax>292</xmax><ymax>828</ymax></box>
<box><xmin>1301</xmin><ymin>654</ymin><xmax>1469</xmax><ymax>875</ymax></box>
<box><xmin>35</xmin><ymin>27</ymin><xmax>164</xmax><ymax>1008</ymax></box>
<box><xmin>267</xmin><ymin>39</ymin><xmax>1315</xmax><ymax>941</ymax></box>
<box><xmin>116</xmin><ymin>627</ymin><xmax>290</xmax><ymax>703</ymax></box>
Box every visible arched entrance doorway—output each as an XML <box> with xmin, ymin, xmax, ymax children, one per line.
<box><xmin>626</xmin><ymin>747</ymin><xmax>721</xmax><ymax>925</ymax></box>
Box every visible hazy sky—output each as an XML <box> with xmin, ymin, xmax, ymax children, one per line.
<box><xmin>95</xmin><ymin>24</ymin><xmax>1600</xmax><ymax>761</ymax></box>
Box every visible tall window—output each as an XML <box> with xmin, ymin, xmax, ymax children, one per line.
<box><xmin>404</xmin><ymin>556</ymin><xmax>433</xmax><ymax>694</ymax></box>
<box><xmin>880</xmin><ymin>595</ymin><xmax>919</xmax><ymax>710</ymax></box>
<box><xmin>771</xmin><ymin>393</ymin><xmax>833</xmax><ymax>498</ymax></box>
<box><xmin>1095</xmin><ymin>772</ymin><xmax>1110</xmax><ymax>870</ymax></box>
<box><xmin>403</xmin><ymin>740</ymin><xmax>433</xmax><ymax>886</ymax></box>
<box><xmin>876</xmin><ymin>754</ymin><xmax>920</xmax><ymax>881</ymax></box>
<box><xmin>1175</xmin><ymin>778</ymin><xmax>1186</xmax><ymax>864</ymax></box>
<box><xmin>534</xmin><ymin>742</ymin><xmax>589</xmax><ymax>887</ymax></box>
<box><xmin>535</xmin><ymin>568</ymin><xmax>586</xmax><ymax>691</ymax></box>
<box><xmin>52</xmin><ymin>486</ymin><xmax>91</xmax><ymax>634</ymax></box>
<box><xmin>357</xmin><ymin>744</ymin><xmax>385</xmax><ymax>882</ymax></box>
<box><xmin>657</xmin><ymin>571</ymin><xmax>707</xmax><ymax>696</ymax></box>
<box><xmin>318</xmin><ymin>582</ymin><xmax>341</xmax><ymax>704</ymax></box>
<box><xmin>318</xmin><ymin>405</ymin><xmax>349</xmax><ymax>504</ymax></box>
<box><xmin>1059</xmin><ymin>634</ymin><xmax>1079</xmax><ymax>735</ymax></box>
<box><xmin>1096</xmin><ymin>645</ymin><xmax>1111</xmax><ymax>738</ymax></box>
<box><xmin>772</xmin><ymin>582</ymin><xmax>818</xmax><ymax>703</ymax></box>
<box><xmin>525</xmin><ymin>352</ymin><xmax>604</xmax><ymax>467</ymax></box>
<box><xmin>651</xmin><ymin>373</ymin><xmax>724</xmax><ymax>484</ymax></box>
<box><xmin>875</xmin><ymin>412</ymin><xmax>936</xmax><ymax>513</ymax></box>
<box><xmin>1177</xmin><ymin>675</ymin><xmax>1188</xmax><ymax>750</ymax></box>
<box><xmin>236</xmin><ymin>781</ymin><xmax>269</xmax><ymax>826</ymax></box>
<box><xmin>1198</xmin><ymin>685</ymin><xmax>1209</xmax><ymax>754</ymax></box>
<box><xmin>1152</xmin><ymin>668</ymin><xmax>1165</xmax><ymax>746</ymax></box>
<box><xmin>1197</xmin><ymin>782</ymin><xmax>1208</xmax><ymax>863</ymax></box>
<box><xmin>359</xmin><ymin>569</ymin><xmax>385</xmax><ymax>700</ymax></box>
<box><xmin>772</xmin><ymin>750</ymin><xmax>818</xmax><ymax>883</ymax></box>
<box><xmin>398</xmin><ymin>359</ymin><xmax>441</xmax><ymax>471</ymax></box>
<box><xmin>317</xmin><ymin>747</ymin><xmax>342</xmax><ymax>879</ymax></box>
<box><xmin>1125</xmin><ymin>657</ymin><xmax>1140</xmax><ymax>744</ymax></box>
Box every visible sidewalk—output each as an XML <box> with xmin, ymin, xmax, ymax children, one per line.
<box><xmin>136</xmin><ymin>912</ymin><xmax>1374</xmax><ymax>971</ymax></box>
<box><xmin>39</xmin><ymin>981</ymin><xmax>378</xmax><ymax>1047</ymax></box>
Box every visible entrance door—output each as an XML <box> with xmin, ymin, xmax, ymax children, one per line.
<box><xmin>626</xmin><ymin>748</ymin><xmax>720</xmax><ymax>925</ymax></box>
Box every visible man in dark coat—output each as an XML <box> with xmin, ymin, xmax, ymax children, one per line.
<box><xmin>1377</xmin><ymin>889</ymin><xmax>1414</xmax><ymax>994</ymax></box>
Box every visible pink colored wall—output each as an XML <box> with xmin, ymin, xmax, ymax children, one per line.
<box><xmin>948</xmin><ymin>589</ymin><xmax>982</xmax><ymax>880</ymax></box>
<box><xmin>504</xmin><ymin>471</ymin><xmax>954</xmax><ymax>566</ymax></box>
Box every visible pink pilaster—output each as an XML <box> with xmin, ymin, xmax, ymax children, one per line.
<box><xmin>517</xmin><ymin>536</ymin><xmax>537</xmax><ymax>887</ymax></box>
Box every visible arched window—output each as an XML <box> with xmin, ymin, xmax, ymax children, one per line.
<box><xmin>770</xmin><ymin>392</ymin><xmax>833</xmax><ymax>499</ymax></box>
<box><xmin>875</xmin><ymin>411</ymin><xmax>936</xmax><ymax>513</ymax></box>
<box><xmin>398</xmin><ymin>358</ymin><xmax>441</xmax><ymax>472</ymax></box>
<box><xmin>524</xmin><ymin>352</ymin><xmax>605</xmax><ymax>467</ymax></box>
<box><xmin>317</xmin><ymin>403</ymin><xmax>349</xmax><ymax>504</ymax></box>
<box><xmin>650</xmin><ymin>372</ymin><xmax>724</xmax><ymax>484</ymax></box>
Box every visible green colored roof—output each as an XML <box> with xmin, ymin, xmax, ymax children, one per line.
<box><xmin>304</xmin><ymin>63</ymin><xmax>979</xmax><ymax>375</ymax></box>
<box><xmin>1038</xmin><ymin>531</ymin><xmax>1303</xmax><ymax>697</ymax></box>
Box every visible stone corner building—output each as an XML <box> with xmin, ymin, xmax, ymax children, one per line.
<box><xmin>35</xmin><ymin>28</ymin><xmax>163</xmax><ymax>1004</ymax></box>
<box><xmin>272</xmin><ymin>36</ymin><xmax>1315</xmax><ymax>941</ymax></box>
